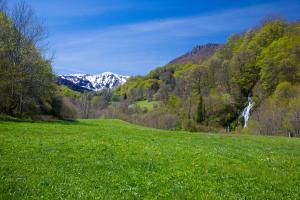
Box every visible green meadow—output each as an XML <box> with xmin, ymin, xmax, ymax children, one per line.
<box><xmin>0</xmin><ymin>119</ymin><xmax>299</xmax><ymax>199</ymax></box>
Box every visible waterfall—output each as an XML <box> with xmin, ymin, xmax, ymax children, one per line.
<box><xmin>241</xmin><ymin>95</ymin><xmax>255</xmax><ymax>128</ymax></box>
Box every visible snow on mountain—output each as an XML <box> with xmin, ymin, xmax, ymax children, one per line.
<box><xmin>57</xmin><ymin>72</ymin><xmax>130</xmax><ymax>92</ymax></box>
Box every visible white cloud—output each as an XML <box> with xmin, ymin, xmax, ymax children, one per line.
<box><xmin>50</xmin><ymin>1</ymin><xmax>300</xmax><ymax>75</ymax></box>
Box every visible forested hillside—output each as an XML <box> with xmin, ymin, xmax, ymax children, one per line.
<box><xmin>94</xmin><ymin>18</ymin><xmax>299</xmax><ymax>136</ymax></box>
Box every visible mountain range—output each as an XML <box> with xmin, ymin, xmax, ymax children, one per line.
<box><xmin>57</xmin><ymin>72</ymin><xmax>130</xmax><ymax>92</ymax></box>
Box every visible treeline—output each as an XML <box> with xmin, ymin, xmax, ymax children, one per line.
<box><xmin>0</xmin><ymin>0</ymin><xmax>77</xmax><ymax>120</ymax></box>
<box><xmin>91</xmin><ymin>17</ymin><xmax>299</xmax><ymax>136</ymax></box>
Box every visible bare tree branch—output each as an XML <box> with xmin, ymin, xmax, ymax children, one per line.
<box><xmin>11</xmin><ymin>0</ymin><xmax>48</xmax><ymax>50</ymax></box>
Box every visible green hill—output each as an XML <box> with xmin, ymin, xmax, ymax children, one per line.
<box><xmin>110</xmin><ymin>19</ymin><xmax>300</xmax><ymax>136</ymax></box>
<box><xmin>0</xmin><ymin>119</ymin><xmax>299</xmax><ymax>199</ymax></box>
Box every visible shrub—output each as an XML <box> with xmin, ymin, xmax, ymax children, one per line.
<box><xmin>52</xmin><ymin>96</ymin><xmax>78</xmax><ymax>120</ymax></box>
<box><xmin>285</xmin><ymin>98</ymin><xmax>300</xmax><ymax>137</ymax></box>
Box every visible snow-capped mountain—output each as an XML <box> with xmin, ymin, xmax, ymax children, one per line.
<box><xmin>57</xmin><ymin>72</ymin><xmax>130</xmax><ymax>92</ymax></box>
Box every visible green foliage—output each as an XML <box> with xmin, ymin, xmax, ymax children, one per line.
<box><xmin>135</xmin><ymin>100</ymin><xmax>159</xmax><ymax>111</ymax></box>
<box><xmin>56</xmin><ymin>85</ymin><xmax>81</xmax><ymax>99</ymax></box>
<box><xmin>0</xmin><ymin>119</ymin><xmax>300</xmax><ymax>199</ymax></box>
<box><xmin>0</xmin><ymin>8</ymin><xmax>57</xmax><ymax>118</ymax></box>
<box><xmin>167</xmin><ymin>95</ymin><xmax>180</xmax><ymax>109</ymax></box>
<box><xmin>248</xmin><ymin>21</ymin><xmax>287</xmax><ymax>51</ymax></box>
<box><xmin>190</xmin><ymin>19</ymin><xmax>299</xmax><ymax>130</ymax></box>
<box><xmin>273</xmin><ymin>81</ymin><xmax>293</xmax><ymax>103</ymax></box>
<box><xmin>259</xmin><ymin>35</ymin><xmax>300</xmax><ymax>93</ymax></box>
<box><xmin>112</xmin><ymin>19</ymin><xmax>300</xmax><ymax>134</ymax></box>
<box><xmin>173</xmin><ymin>63</ymin><xmax>198</xmax><ymax>77</ymax></box>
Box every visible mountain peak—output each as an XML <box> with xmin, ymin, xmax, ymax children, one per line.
<box><xmin>57</xmin><ymin>72</ymin><xmax>130</xmax><ymax>92</ymax></box>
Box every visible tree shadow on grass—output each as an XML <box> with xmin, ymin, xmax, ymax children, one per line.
<box><xmin>0</xmin><ymin>115</ymin><xmax>84</xmax><ymax>126</ymax></box>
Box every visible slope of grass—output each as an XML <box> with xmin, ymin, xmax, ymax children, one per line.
<box><xmin>0</xmin><ymin>119</ymin><xmax>299</xmax><ymax>199</ymax></box>
<box><xmin>135</xmin><ymin>100</ymin><xmax>159</xmax><ymax>111</ymax></box>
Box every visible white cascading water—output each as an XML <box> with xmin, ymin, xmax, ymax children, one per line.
<box><xmin>241</xmin><ymin>95</ymin><xmax>255</xmax><ymax>128</ymax></box>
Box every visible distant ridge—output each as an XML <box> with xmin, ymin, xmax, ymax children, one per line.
<box><xmin>57</xmin><ymin>72</ymin><xmax>130</xmax><ymax>92</ymax></box>
<box><xmin>168</xmin><ymin>43</ymin><xmax>221</xmax><ymax>65</ymax></box>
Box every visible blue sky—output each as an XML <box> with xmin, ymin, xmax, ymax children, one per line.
<box><xmin>9</xmin><ymin>0</ymin><xmax>300</xmax><ymax>75</ymax></box>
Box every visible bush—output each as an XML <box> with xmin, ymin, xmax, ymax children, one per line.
<box><xmin>249</xmin><ymin>84</ymin><xmax>300</xmax><ymax>136</ymax></box>
<box><xmin>132</xmin><ymin>111</ymin><xmax>177</xmax><ymax>130</ymax></box>
<box><xmin>250</xmin><ymin>99</ymin><xmax>286</xmax><ymax>135</ymax></box>
<box><xmin>52</xmin><ymin>96</ymin><xmax>78</xmax><ymax>120</ymax></box>
<box><xmin>285</xmin><ymin>98</ymin><xmax>300</xmax><ymax>137</ymax></box>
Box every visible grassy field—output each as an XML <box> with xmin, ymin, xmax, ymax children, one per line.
<box><xmin>0</xmin><ymin>119</ymin><xmax>299</xmax><ymax>199</ymax></box>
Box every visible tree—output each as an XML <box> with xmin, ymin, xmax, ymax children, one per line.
<box><xmin>0</xmin><ymin>1</ymin><xmax>55</xmax><ymax>117</ymax></box>
<box><xmin>52</xmin><ymin>96</ymin><xmax>78</xmax><ymax>120</ymax></box>
<box><xmin>196</xmin><ymin>95</ymin><xmax>205</xmax><ymax>123</ymax></box>
<box><xmin>12</xmin><ymin>1</ymin><xmax>48</xmax><ymax>48</ymax></box>
<box><xmin>0</xmin><ymin>12</ymin><xmax>16</xmax><ymax>114</ymax></box>
<box><xmin>81</xmin><ymin>91</ymin><xmax>91</xmax><ymax>118</ymax></box>
<box><xmin>285</xmin><ymin>98</ymin><xmax>300</xmax><ymax>137</ymax></box>
<box><xmin>90</xmin><ymin>89</ymin><xmax>112</xmax><ymax>117</ymax></box>
<box><xmin>259</xmin><ymin>36</ymin><xmax>300</xmax><ymax>93</ymax></box>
